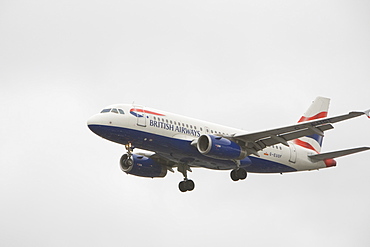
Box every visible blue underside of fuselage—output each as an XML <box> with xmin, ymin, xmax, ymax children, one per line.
<box><xmin>88</xmin><ymin>124</ymin><xmax>297</xmax><ymax>173</ymax></box>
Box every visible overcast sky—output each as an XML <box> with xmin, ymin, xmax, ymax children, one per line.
<box><xmin>1</xmin><ymin>1</ymin><xmax>370</xmax><ymax>246</ymax></box>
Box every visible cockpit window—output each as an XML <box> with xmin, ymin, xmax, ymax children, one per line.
<box><xmin>101</xmin><ymin>108</ymin><xmax>111</xmax><ymax>113</ymax></box>
<box><xmin>100</xmin><ymin>108</ymin><xmax>125</xmax><ymax>114</ymax></box>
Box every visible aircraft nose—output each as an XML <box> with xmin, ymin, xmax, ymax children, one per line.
<box><xmin>87</xmin><ymin>114</ymin><xmax>101</xmax><ymax>127</ymax></box>
<box><xmin>87</xmin><ymin>114</ymin><xmax>108</xmax><ymax>137</ymax></box>
<box><xmin>87</xmin><ymin>114</ymin><xmax>108</xmax><ymax>133</ymax></box>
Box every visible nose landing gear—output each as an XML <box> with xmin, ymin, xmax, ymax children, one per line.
<box><xmin>125</xmin><ymin>143</ymin><xmax>134</xmax><ymax>157</ymax></box>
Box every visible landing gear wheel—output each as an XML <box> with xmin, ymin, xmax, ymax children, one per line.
<box><xmin>179</xmin><ymin>181</ymin><xmax>187</xmax><ymax>192</ymax></box>
<box><xmin>230</xmin><ymin>169</ymin><xmax>239</xmax><ymax>181</ymax></box>
<box><xmin>178</xmin><ymin>179</ymin><xmax>195</xmax><ymax>192</ymax></box>
<box><xmin>236</xmin><ymin>168</ymin><xmax>247</xmax><ymax>180</ymax></box>
<box><xmin>230</xmin><ymin>168</ymin><xmax>247</xmax><ymax>181</ymax></box>
<box><xmin>185</xmin><ymin>179</ymin><xmax>195</xmax><ymax>191</ymax></box>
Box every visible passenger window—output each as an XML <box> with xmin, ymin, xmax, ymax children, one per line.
<box><xmin>111</xmin><ymin>108</ymin><xmax>119</xmax><ymax>114</ymax></box>
<box><xmin>186</xmin><ymin>124</ymin><xmax>189</xmax><ymax>128</ymax></box>
<box><xmin>100</xmin><ymin>108</ymin><xmax>111</xmax><ymax>113</ymax></box>
<box><xmin>118</xmin><ymin>109</ymin><xmax>124</xmax><ymax>114</ymax></box>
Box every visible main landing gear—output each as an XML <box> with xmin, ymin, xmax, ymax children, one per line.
<box><xmin>177</xmin><ymin>164</ymin><xmax>195</xmax><ymax>192</ymax></box>
<box><xmin>179</xmin><ymin>179</ymin><xmax>195</xmax><ymax>192</ymax></box>
<box><xmin>230</xmin><ymin>168</ymin><xmax>247</xmax><ymax>181</ymax></box>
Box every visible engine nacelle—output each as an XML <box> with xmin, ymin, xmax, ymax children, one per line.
<box><xmin>120</xmin><ymin>154</ymin><xmax>167</xmax><ymax>178</ymax></box>
<box><xmin>197</xmin><ymin>134</ymin><xmax>247</xmax><ymax>160</ymax></box>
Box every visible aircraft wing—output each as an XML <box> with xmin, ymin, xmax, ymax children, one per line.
<box><xmin>232</xmin><ymin>111</ymin><xmax>367</xmax><ymax>155</ymax></box>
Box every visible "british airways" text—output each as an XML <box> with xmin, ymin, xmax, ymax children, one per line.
<box><xmin>149</xmin><ymin>120</ymin><xmax>201</xmax><ymax>137</ymax></box>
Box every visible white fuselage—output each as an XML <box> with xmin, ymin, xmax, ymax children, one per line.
<box><xmin>87</xmin><ymin>104</ymin><xmax>328</xmax><ymax>173</ymax></box>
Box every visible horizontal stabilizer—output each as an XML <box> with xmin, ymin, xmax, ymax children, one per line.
<box><xmin>309</xmin><ymin>147</ymin><xmax>370</xmax><ymax>161</ymax></box>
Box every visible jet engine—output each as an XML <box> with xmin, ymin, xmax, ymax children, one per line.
<box><xmin>120</xmin><ymin>154</ymin><xmax>167</xmax><ymax>178</ymax></box>
<box><xmin>197</xmin><ymin>134</ymin><xmax>248</xmax><ymax>160</ymax></box>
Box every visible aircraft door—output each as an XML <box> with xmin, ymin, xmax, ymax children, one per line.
<box><xmin>289</xmin><ymin>143</ymin><xmax>297</xmax><ymax>163</ymax></box>
<box><xmin>136</xmin><ymin>106</ymin><xmax>146</xmax><ymax>127</ymax></box>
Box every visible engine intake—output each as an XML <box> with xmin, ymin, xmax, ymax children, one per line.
<box><xmin>197</xmin><ymin>134</ymin><xmax>247</xmax><ymax>160</ymax></box>
<box><xmin>120</xmin><ymin>154</ymin><xmax>167</xmax><ymax>178</ymax></box>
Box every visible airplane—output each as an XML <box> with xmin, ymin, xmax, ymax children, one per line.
<box><xmin>87</xmin><ymin>97</ymin><xmax>370</xmax><ymax>192</ymax></box>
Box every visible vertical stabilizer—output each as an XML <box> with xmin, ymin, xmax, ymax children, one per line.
<box><xmin>294</xmin><ymin>97</ymin><xmax>330</xmax><ymax>153</ymax></box>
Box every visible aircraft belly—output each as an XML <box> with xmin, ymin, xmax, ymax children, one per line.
<box><xmin>246</xmin><ymin>156</ymin><xmax>297</xmax><ymax>173</ymax></box>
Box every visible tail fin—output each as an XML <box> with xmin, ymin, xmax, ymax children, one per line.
<box><xmin>293</xmin><ymin>96</ymin><xmax>330</xmax><ymax>153</ymax></box>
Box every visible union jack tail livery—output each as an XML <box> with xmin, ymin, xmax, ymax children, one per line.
<box><xmin>294</xmin><ymin>96</ymin><xmax>330</xmax><ymax>153</ymax></box>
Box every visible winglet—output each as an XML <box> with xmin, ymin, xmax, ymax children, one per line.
<box><xmin>364</xmin><ymin>109</ymin><xmax>370</xmax><ymax>119</ymax></box>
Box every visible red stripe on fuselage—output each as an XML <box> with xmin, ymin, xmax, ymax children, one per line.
<box><xmin>130</xmin><ymin>108</ymin><xmax>165</xmax><ymax>116</ymax></box>
<box><xmin>298</xmin><ymin>111</ymin><xmax>328</xmax><ymax>122</ymax></box>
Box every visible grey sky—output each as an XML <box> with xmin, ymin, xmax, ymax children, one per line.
<box><xmin>1</xmin><ymin>1</ymin><xmax>370</xmax><ymax>246</ymax></box>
